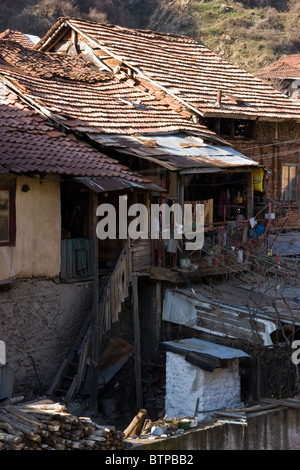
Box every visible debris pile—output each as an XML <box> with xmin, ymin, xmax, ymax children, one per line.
<box><xmin>123</xmin><ymin>408</ymin><xmax>198</xmax><ymax>441</ymax></box>
<box><xmin>0</xmin><ymin>399</ymin><xmax>125</xmax><ymax>450</ymax></box>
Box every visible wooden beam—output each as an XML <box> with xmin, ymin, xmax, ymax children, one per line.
<box><xmin>132</xmin><ymin>274</ymin><xmax>143</xmax><ymax>411</ymax></box>
<box><xmin>247</xmin><ymin>171</ymin><xmax>254</xmax><ymax>219</ymax></box>
<box><xmin>90</xmin><ymin>191</ymin><xmax>100</xmax><ymax>416</ymax></box>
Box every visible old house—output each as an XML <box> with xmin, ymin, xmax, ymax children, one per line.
<box><xmin>255</xmin><ymin>55</ymin><xmax>300</xmax><ymax>100</ymax></box>
<box><xmin>0</xmin><ymin>69</ymin><xmax>163</xmax><ymax>401</ymax></box>
<box><xmin>2</xmin><ymin>18</ymin><xmax>300</xmax><ymax>420</ymax></box>
<box><xmin>34</xmin><ymin>17</ymin><xmax>300</xmax><ymax>232</ymax></box>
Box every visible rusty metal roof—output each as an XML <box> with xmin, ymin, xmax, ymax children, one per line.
<box><xmin>75</xmin><ymin>176</ymin><xmax>165</xmax><ymax>193</ymax></box>
<box><xmin>36</xmin><ymin>17</ymin><xmax>300</xmax><ymax>121</ymax></box>
<box><xmin>89</xmin><ymin>133</ymin><xmax>258</xmax><ymax>171</ymax></box>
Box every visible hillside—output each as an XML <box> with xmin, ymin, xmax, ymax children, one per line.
<box><xmin>1</xmin><ymin>0</ymin><xmax>300</xmax><ymax>71</ymax></box>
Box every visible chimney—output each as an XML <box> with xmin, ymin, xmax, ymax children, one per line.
<box><xmin>216</xmin><ymin>89</ymin><xmax>222</xmax><ymax>106</ymax></box>
<box><xmin>217</xmin><ymin>90</ymin><xmax>222</xmax><ymax>106</ymax></box>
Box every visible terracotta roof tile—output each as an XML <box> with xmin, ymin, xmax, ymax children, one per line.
<box><xmin>0</xmin><ymin>39</ymin><xmax>217</xmax><ymax>140</ymax></box>
<box><xmin>255</xmin><ymin>55</ymin><xmax>300</xmax><ymax>80</ymax></box>
<box><xmin>0</xmin><ymin>82</ymin><xmax>152</xmax><ymax>183</ymax></box>
<box><xmin>0</xmin><ymin>29</ymin><xmax>35</xmax><ymax>49</ymax></box>
<box><xmin>36</xmin><ymin>18</ymin><xmax>300</xmax><ymax>121</ymax></box>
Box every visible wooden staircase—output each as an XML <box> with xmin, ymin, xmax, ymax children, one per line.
<box><xmin>46</xmin><ymin>240</ymin><xmax>135</xmax><ymax>403</ymax></box>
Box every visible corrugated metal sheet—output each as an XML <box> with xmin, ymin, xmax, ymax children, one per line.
<box><xmin>75</xmin><ymin>176</ymin><xmax>166</xmax><ymax>193</ymax></box>
<box><xmin>162</xmin><ymin>338</ymin><xmax>250</xmax><ymax>360</ymax></box>
<box><xmin>91</xmin><ymin>133</ymin><xmax>258</xmax><ymax>171</ymax></box>
<box><xmin>162</xmin><ymin>289</ymin><xmax>277</xmax><ymax>346</ymax></box>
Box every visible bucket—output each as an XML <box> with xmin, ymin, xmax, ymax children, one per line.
<box><xmin>180</xmin><ymin>258</ymin><xmax>191</xmax><ymax>269</ymax></box>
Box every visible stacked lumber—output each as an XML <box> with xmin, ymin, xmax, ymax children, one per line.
<box><xmin>0</xmin><ymin>400</ymin><xmax>124</xmax><ymax>450</ymax></box>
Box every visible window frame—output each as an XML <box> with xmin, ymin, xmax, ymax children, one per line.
<box><xmin>280</xmin><ymin>164</ymin><xmax>297</xmax><ymax>202</ymax></box>
<box><xmin>0</xmin><ymin>180</ymin><xmax>16</xmax><ymax>246</ymax></box>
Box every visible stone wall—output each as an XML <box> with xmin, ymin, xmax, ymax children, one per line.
<box><xmin>0</xmin><ymin>278</ymin><xmax>93</xmax><ymax>397</ymax></box>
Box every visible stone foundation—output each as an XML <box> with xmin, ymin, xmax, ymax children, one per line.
<box><xmin>0</xmin><ymin>278</ymin><xmax>93</xmax><ymax>397</ymax></box>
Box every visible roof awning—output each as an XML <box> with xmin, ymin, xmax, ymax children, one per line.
<box><xmin>75</xmin><ymin>176</ymin><xmax>166</xmax><ymax>193</ymax></box>
<box><xmin>162</xmin><ymin>338</ymin><xmax>250</xmax><ymax>359</ymax></box>
<box><xmin>161</xmin><ymin>338</ymin><xmax>250</xmax><ymax>372</ymax></box>
<box><xmin>89</xmin><ymin>133</ymin><xmax>258</xmax><ymax>172</ymax></box>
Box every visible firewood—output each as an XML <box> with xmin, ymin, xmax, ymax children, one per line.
<box><xmin>0</xmin><ymin>401</ymin><xmax>125</xmax><ymax>450</ymax></box>
<box><xmin>123</xmin><ymin>408</ymin><xmax>147</xmax><ymax>438</ymax></box>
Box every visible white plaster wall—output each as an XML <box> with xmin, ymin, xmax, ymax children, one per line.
<box><xmin>165</xmin><ymin>351</ymin><xmax>242</xmax><ymax>420</ymax></box>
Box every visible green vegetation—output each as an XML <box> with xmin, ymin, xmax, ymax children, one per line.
<box><xmin>188</xmin><ymin>0</ymin><xmax>300</xmax><ymax>71</ymax></box>
<box><xmin>1</xmin><ymin>0</ymin><xmax>300</xmax><ymax>72</ymax></box>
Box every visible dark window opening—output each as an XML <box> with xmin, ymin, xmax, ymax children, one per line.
<box><xmin>0</xmin><ymin>180</ymin><xmax>16</xmax><ymax>246</ymax></box>
<box><xmin>204</xmin><ymin>118</ymin><xmax>255</xmax><ymax>140</ymax></box>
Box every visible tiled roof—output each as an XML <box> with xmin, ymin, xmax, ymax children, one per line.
<box><xmin>35</xmin><ymin>17</ymin><xmax>300</xmax><ymax>121</ymax></box>
<box><xmin>0</xmin><ymin>29</ymin><xmax>36</xmax><ymax>48</ymax></box>
<box><xmin>0</xmin><ymin>82</ymin><xmax>154</xmax><ymax>183</ymax></box>
<box><xmin>255</xmin><ymin>55</ymin><xmax>300</xmax><ymax>80</ymax></box>
<box><xmin>0</xmin><ymin>39</ymin><xmax>218</xmax><ymax>140</ymax></box>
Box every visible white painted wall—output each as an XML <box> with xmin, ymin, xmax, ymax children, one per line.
<box><xmin>165</xmin><ymin>351</ymin><xmax>242</xmax><ymax>421</ymax></box>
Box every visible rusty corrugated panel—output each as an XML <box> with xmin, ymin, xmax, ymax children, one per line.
<box><xmin>91</xmin><ymin>133</ymin><xmax>258</xmax><ymax>171</ymax></box>
<box><xmin>75</xmin><ymin>176</ymin><xmax>166</xmax><ymax>193</ymax></box>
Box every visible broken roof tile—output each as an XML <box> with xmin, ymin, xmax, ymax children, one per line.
<box><xmin>0</xmin><ymin>82</ymin><xmax>154</xmax><ymax>184</ymax></box>
<box><xmin>35</xmin><ymin>17</ymin><xmax>300</xmax><ymax>121</ymax></box>
<box><xmin>0</xmin><ymin>39</ymin><xmax>217</xmax><ymax>140</ymax></box>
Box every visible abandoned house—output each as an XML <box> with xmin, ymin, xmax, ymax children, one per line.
<box><xmin>2</xmin><ymin>18</ymin><xmax>300</xmax><ymax>423</ymax></box>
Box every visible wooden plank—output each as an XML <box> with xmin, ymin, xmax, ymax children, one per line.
<box><xmin>46</xmin><ymin>359</ymin><xmax>68</xmax><ymax>396</ymax></box>
<box><xmin>132</xmin><ymin>274</ymin><xmax>143</xmax><ymax>411</ymax></box>
<box><xmin>150</xmin><ymin>266</ymin><xmax>184</xmax><ymax>282</ymax></box>
<box><xmin>64</xmin><ymin>375</ymin><xmax>78</xmax><ymax>403</ymax></box>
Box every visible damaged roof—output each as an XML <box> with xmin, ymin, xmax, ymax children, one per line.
<box><xmin>0</xmin><ymin>82</ymin><xmax>158</xmax><ymax>188</ymax></box>
<box><xmin>90</xmin><ymin>133</ymin><xmax>258</xmax><ymax>171</ymax></box>
<box><xmin>0</xmin><ymin>39</ymin><xmax>217</xmax><ymax>140</ymax></box>
<box><xmin>35</xmin><ymin>17</ymin><xmax>300</xmax><ymax>121</ymax></box>
<box><xmin>0</xmin><ymin>29</ymin><xmax>37</xmax><ymax>49</ymax></box>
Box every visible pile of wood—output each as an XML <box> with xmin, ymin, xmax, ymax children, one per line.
<box><xmin>0</xmin><ymin>400</ymin><xmax>125</xmax><ymax>450</ymax></box>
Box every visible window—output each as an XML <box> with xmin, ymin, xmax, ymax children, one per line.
<box><xmin>0</xmin><ymin>181</ymin><xmax>16</xmax><ymax>245</ymax></box>
<box><xmin>281</xmin><ymin>165</ymin><xmax>297</xmax><ymax>201</ymax></box>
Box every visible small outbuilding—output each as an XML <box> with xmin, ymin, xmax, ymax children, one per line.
<box><xmin>162</xmin><ymin>338</ymin><xmax>250</xmax><ymax>421</ymax></box>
